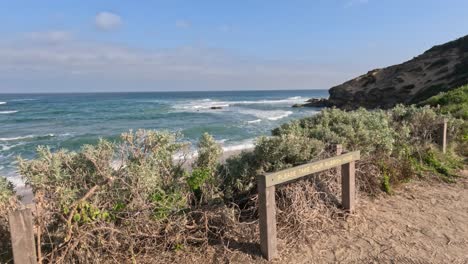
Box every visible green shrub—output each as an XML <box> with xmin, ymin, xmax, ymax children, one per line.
<box><xmin>420</xmin><ymin>84</ymin><xmax>468</xmax><ymax>120</ymax></box>
<box><xmin>187</xmin><ymin>168</ymin><xmax>211</xmax><ymax>192</ymax></box>
<box><xmin>194</xmin><ymin>133</ymin><xmax>222</xmax><ymax>172</ymax></box>
<box><xmin>421</xmin><ymin>149</ymin><xmax>463</xmax><ymax>182</ymax></box>
<box><xmin>459</xmin><ymin>126</ymin><xmax>468</xmax><ymax>157</ymax></box>
<box><xmin>382</xmin><ymin>172</ymin><xmax>392</xmax><ymax>194</ymax></box>
<box><xmin>419</xmin><ymin>84</ymin><xmax>468</xmax><ymax>157</ymax></box>
<box><xmin>0</xmin><ymin>177</ymin><xmax>15</xmax><ymax>204</ymax></box>
<box><xmin>0</xmin><ymin>177</ymin><xmax>18</xmax><ymax>264</ymax></box>
<box><xmin>187</xmin><ymin>167</ymin><xmax>211</xmax><ymax>203</ymax></box>
<box><xmin>221</xmin><ymin>105</ymin><xmax>463</xmax><ymax>200</ymax></box>
<box><xmin>270</xmin><ymin>105</ymin><xmax>465</xmax><ymax>197</ymax></box>
<box><xmin>390</xmin><ymin>104</ymin><xmax>464</xmax><ymax>148</ymax></box>
<box><xmin>18</xmin><ymin>130</ymin><xmax>193</xmax><ymax>262</ymax></box>
<box><xmin>150</xmin><ymin>188</ymin><xmax>187</xmax><ymax>219</ymax></box>
<box><xmin>391</xmin><ymin>105</ymin><xmax>438</xmax><ymax>142</ymax></box>
<box><xmin>219</xmin><ymin>151</ymin><xmax>259</xmax><ymax>200</ymax></box>
<box><xmin>254</xmin><ymin>134</ymin><xmax>324</xmax><ymax>172</ymax></box>
<box><xmin>219</xmin><ymin>134</ymin><xmax>323</xmax><ymax>199</ymax></box>
<box><xmin>376</xmin><ymin>154</ymin><xmax>416</xmax><ymax>195</ymax></box>
<box><xmin>273</xmin><ymin>108</ymin><xmax>396</xmax><ymax>156</ymax></box>
<box><xmin>191</xmin><ymin>133</ymin><xmax>222</xmax><ymax>202</ymax></box>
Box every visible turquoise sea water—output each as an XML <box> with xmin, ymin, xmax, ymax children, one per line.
<box><xmin>0</xmin><ymin>90</ymin><xmax>327</xmax><ymax>185</ymax></box>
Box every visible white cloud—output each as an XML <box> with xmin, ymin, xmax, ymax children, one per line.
<box><xmin>176</xmin><ymin>20</ymin><xmax>191</xmax><ymax>29</ymax></box>
<box><xmin>95</xmin><ymin>12</ymin><xmax>122</xmax><ymax>31</ymax></box>
<box><xmin>0</xmin><ymin>33</ymin><xmax>359</xmax><ymax>92</ymax></box>
<box><xmin>25</xmin><ymin>30</ymin><xmax>73</xmax><ymax>43</ymax></box>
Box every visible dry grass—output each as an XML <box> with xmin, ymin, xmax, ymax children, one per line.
<box><xmin>27</xmin><ymin>147</ymin><xmax>377</xmax><ymax>263</ymax></box>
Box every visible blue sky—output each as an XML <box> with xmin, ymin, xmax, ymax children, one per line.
<box><xmin>1</xmin><ymin>0</ymin><xmax>467</xmax><ymax>93</ymax></box>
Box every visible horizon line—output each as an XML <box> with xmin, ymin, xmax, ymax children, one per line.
<box><xmin>0</xmin><ymin>88</ymin><xmax>329</xmax><ymax>95</ymax></box>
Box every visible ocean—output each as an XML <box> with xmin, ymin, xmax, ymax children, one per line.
<box><xmin>0</xmin><ymin>89</ymin><xmax>327</xmax><ymax>186</ymax></box>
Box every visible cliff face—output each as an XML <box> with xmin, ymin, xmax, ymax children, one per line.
<box><xmin>326</xmin><ymin>35</ymin><xmax>468</xmax><ymax>109</ymax></box>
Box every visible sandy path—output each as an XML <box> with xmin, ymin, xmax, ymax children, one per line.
<box><xmin>279</xmin><ymin>175</ymin><xmax>468</xmax><ymax>263</ymax></box>
<box><xmin>159</xmin><ymin>174</ymin><xmax>467</xmax><ymax>264</ymax></box>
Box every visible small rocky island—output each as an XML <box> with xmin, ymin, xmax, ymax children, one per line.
<box><xmin>297</xmin><ymin>35</ymin><xmax>468</xmax><ymax>109</ymax></box>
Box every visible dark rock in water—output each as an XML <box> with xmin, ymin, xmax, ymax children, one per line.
<box><xmin>210</xmin><ymin>106</ymin><xmax>223</xmax><ymax>110</ymax></box>
<box><xmin>292</xmin><ymin>98</ymin><xmax>332</xmax><ymax>108</ymax></box>
<box><xmin>303</xmin><ymin>35</ymin><xmax>468</xmax><ymax>110</ymax></box>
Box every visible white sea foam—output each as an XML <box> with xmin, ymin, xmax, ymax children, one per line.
<box><xmin>172</xmin><ymin>138</ymin><xmax>256</xmax><ymax>162</ymax></box>
<box><xmin>6</xmin><ymin>176</ymin><xmax>26</xmax><ymax>190</ymax></box>
<box><xmin>172</xmin><ymin>150</ymin><xmax>197</xmax><ymax>161</ymax></box>
<box><xmin>0</xmin><ymin>135</ymin><xmax>34</xmax><ymax>141</ymax></box>
<box><xmin>0</xmin><ymin>134</ymin><xmax>55</xmax><ymax>141</ymax></box>
<box><xmin>174</xmin><ymin>96</ymin><xmax>307</xmax><ymax>111</ymax></box>
<box><xmin>11</xmin><ymin>99</ymin><xmax>37</xmax><ymax>102</ymax></box>
<box><xmin>0</xmin><ymin>110</ymin><xmax>18</xmax><ymax>115</ymax></box>
<box><xmin>222</xmin><ymin>139</ymin><xmax>255</xmax><ymax>152</ymax></box>
<box><xmin>0</xmin><ymin>102</ymin><xmax>5</xmax><ymax>105</ymax></box>
<box><xmin>193</xmin><ymin>103</ymin><xmax>230</xmax><ymax>109</ymax></box>
<box><xmin>238</xmin><ymin>109</ymin><xmax>293</xmax><ymax>121</ymax></box>
<box><xmin>229</xmin><ymin>97</ymin><xmax>305</xmax><ymax>105</ymax></box>
<box><xmin>0</xmin><ymin>145</ymin><xmax>11</xmax><ymax>151</ymax></box>
<box><xmin>0</xmin><ymin>110</ymin><xmax>18</xmax><ymax>114</ymax></box>
<box><xmin>267</xmin><ymin>111</ymin><xmax>293</xmax><ymax>120</ymax></box>
<box><xmin>0</xmin><ymin>143</ymin><xmax>21</xmax><ymax>151</ymax></box>
<box><xmin>247</xmin><ymin>119</ymin><xmax>262</xmax><ymax>124</ymax></box>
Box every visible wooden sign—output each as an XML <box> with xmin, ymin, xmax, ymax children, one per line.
<box><xmin>260</xmin><ymin>151</ymin><xmax>360</xmax><ymax>187</ymax></box>
<box><xmin>257</xmin><ymin>148</ymin><xmax>359</xmax><ymax>261</ymax></box>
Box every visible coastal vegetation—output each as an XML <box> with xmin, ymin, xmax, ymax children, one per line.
<box><xmin>0</xmin><ymin>177</ymin><xmax>18</xmax><ymax>262</ymax></box>
<box><xmin>0</xmin><ymin>85</ymin><xmax>466</xmax><ymax>263</ymax></box>
<box><xmin>420</xmin><ymin>84</ymin><xmax>468</xmax><ymax>119</ymax></box>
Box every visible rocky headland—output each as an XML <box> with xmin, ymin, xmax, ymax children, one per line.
<box><xmin>298</xmin><ymin>35</ymin><xmax>468</xmax><ymax>109</ymax></box>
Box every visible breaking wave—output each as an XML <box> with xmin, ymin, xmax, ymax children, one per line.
<box><xmin>174</xmin><ymin>96</ymin><xmax>306</xmax><ymax>111</ymax></box>
<box><xmin>247</xmin><ymin>119</ymin><xmax>262</xmax><ymax>124</ymax></box>
<box><xmin>0</xmin><ymin>134</ymin><xmax>55</xmax><ymax>141</ymax></box>
<box><xmin>238</xmin><ymin>109</ymin><xmax>293</xmax><ymax>121</ymax></box>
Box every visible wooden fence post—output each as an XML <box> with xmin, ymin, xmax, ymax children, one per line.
<box><xmin>257</xmin><ymin>151</ymin><xmax>360</xmax><ymax>260</ymax></box>
<box><xmin>341</xmin><ymin>161</ymin><xmax>355</xmax><ymax>213</ymax></box>
<box><xmin>335</xmin><ymin>144</ymin><xmax>343</xmax><ymax>175</ymax></box>
<box><xmin>439</xmin><ymin>118</ymin><xmax>448</xmax><ymax>154</ymax></box>
<box><xmin>8</xmin><ymin>208</ymin><xmax>37</xmax><ymax>264</ymax></box>
<box><xmin>258</xmin><ymin>175</ymin><xmax>277</xmax><ymax>261</ymax></box>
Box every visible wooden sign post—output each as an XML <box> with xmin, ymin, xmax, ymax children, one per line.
<box><xmin>258</xmin><ymin>176</ymin><xmax>277</xmax><ymax>259</ymax></box>
<box><xmin>8</xmin><ymin>208</ymin><xmax>37</xmax><ymax>264</ymax></box>
<box><xmin>341</xmin><ymin>160</ymin><xmax>355</xmax><ymax>212</ymax></box>
<box><xmin>257</xmin><ymin>150</ymin><xmax>360</xmax><ymax>260</ymax></box>
<box><xmin>439</xmin><ymin>118</ymin><xmax>448</xmax><ymax>154</ymax></box>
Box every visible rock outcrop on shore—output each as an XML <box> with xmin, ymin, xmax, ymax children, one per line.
<box><xmin>292</xmin><ymin>98</ymin><xmax>333</xmax><ymax>108</ymax></box>
<box><xmin>300</xmin><ymin>35</ymin><xmax>468</xmax><ymax>109</ymax></box>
